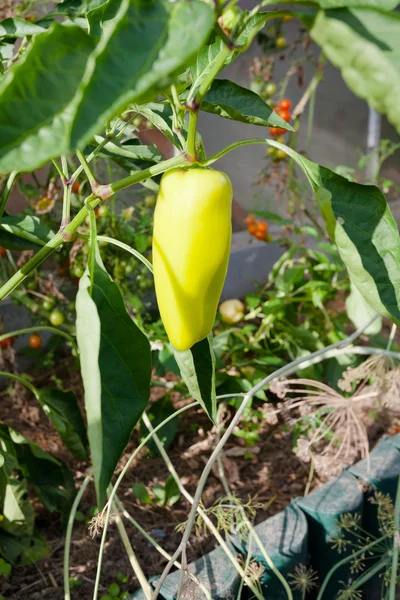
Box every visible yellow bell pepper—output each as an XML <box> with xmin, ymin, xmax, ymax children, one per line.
<box><xmin>153</xmin><ymin>167</ymin><xmax>232</xmax><ymax>351</ymax></box>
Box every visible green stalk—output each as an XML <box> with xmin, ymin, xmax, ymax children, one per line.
<box><xmin>389</xmin><ymin>475</ymin><xmax>400</xmax><ymax>600</ymax></box>
<box><xmin>76</xmin><ymin>149</ymin><xmax>98</xmax><ymax>190</ymax></box>
<box><xmin>316</xmin><ymin>535</ymin><xmax>388</xmax><ymax>600</ymax></box>
<box><xmin>186</xmin><ymin>111</ymin><xmax>199</xmax><ymax>161</ymax></box>
<box><xmin>0</xmin><ymin>326</ymin><xmax>76</xmax><ymax>348</ymax></box>
<box><xmin>0</xmin><ymin>371</ymin><xmax>39</xmax><ymax>399</ymax></box>
<box><xmin>0</xmin><ymin>153</ymin><xmax>186</xmax><ymax>302</ymax></box>
<box><xmin>64</xmin><ymin>474</ymin><xmax>92</xmax><ymax>600</ymax></box>
<box><xmin>0</xmin><ymin>170</ymin><xmax>18</xmax><ymax>216</ymax></box>
<box><xmin>108</xmin><ymin>153</ymin><xmax>185</xmax><ymax>195</ymax></box>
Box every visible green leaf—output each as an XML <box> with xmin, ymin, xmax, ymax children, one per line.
<box><xmin>189</xmin><ymin>11</ymin><xmax>270</xmax><ymax>100</ymax></box>
<box><xmin>86</xmin><ymin>0</ymin><xmax>123</xmax><ymax>36</ymax></box>
<box><xmin>0</xmin><ymin>18</ymin><xmax>46</xmax><ymax>38</ymax></box>
<box><xmin>93</xmin><ymin>135</ymin><xmax>162</xmax><ymax>163</ymax></box>
<box><xmin>141</xmin><ymin>394</ymin><xmax>178</xmax><ymax>455</ymax></box>
<box><xmin>132</xmin><ymin>102</ymin><xmax>183</xmax><ymax>148</ymax></box>
<box><xmin>163</xmin><ymin>475</ymin><xmax>180</xmax><ymax>507</ymax></box>
<box><xmin>346</xmin><ymin>280</ymin><xmax>382</xmax><ymax>335</ymax></box>
<box><xmin>269</xmin><ymin>140</ymin><xmax>400</xmax><ymax>326</ymax></box>
<box><xmin>152</xmin><ymin>484</ymin><xmax>166</xmax><ymax>506</ymax></box>
<box><xmin>0</xmin><ymin>449</ymin><xmax>34</xmax><ymax>537</ymax></box>
<box><xmin>200</xmin><ymin>79</ymin><xmax>292</xmax><ymax>129</ymax></box>
<box><xmin>309</xmin><ymin>8</ymin><xmax>400</xmax><ymax>134</ymax></box>
<box><xmin>174</xmin><ymin>336</ymin><xmax>216</xmax><ymax>423</ymax></box>
<box><xmin>0</xmin><ymin>557</ymin><xmax>11</xmax><ymax>577</ymax></box>
<box><xmin>0</xmin><ymin>23</ymin><xmax>96</xmax><ymax>174</ymax></box>
<box><xmin>76</xmin><ymin>247</ymin><xmax>151</xmax><ymax>506</ymax></box>
<box><xmin>70</xmin><ymin>0</ymin><xmax>215</xmax><ymax>149</ymax></box>
<box><xmin>37</xmin><ymin>388</ymin><xmax>88</xmax><ymax>460</ymax></box>
<box><xmin>0</xmin><ymin>530</ymin><xmax>49</xmax><ymax>565</ymax></box>
<box><xmin>0</xmin><ymin>425</ymin><xmax>75</xmax><ymax>522</ymax></box>
<box><xmin>315</xmin><ymin>0</ymin><xmax>397</xmax><ymax>8</ymax></box>
<box><xmin>55</xmin><ymin>0</ymin><xmax>108</xmax><ymax>16</ymax></box>
<box><xmin>131</xmin><ymin>482</ymin><xmax>152</xmax><ymax>505</ymax></box>
<box><xmin>0</xmin><ymin>215</ymin><xmax>54</xmax><ymax>249</ymax></box>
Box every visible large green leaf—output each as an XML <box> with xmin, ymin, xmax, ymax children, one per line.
<box><xmin>0</xmin><ymin>425</ymin><xmax>75</xmax><ymax>523</ymax></box>
<box><xmin>76</xmin><ymin>248</ymin><xmax>151</xmax><ymax>506</ymax></box>
<box><xmin>0</xmin><ymin>448</ymin><xmax>34</xmax><ymax>537</ymax></box>
<box><xmin>0</xmin><ymin>18</ymin><xmax>46</xmax><ymax>38</ymax></box>
<box><xmin>70</xmin><ymin>0</ymin><xmax>215</xmax><ymax>149</ymax></box>
<box><xmin>269</xmin><ymin>140</ymin><xmax>400</xmax><ymax>326</ymax></box>
<box><xmin>201</xmin><ymin>79</ymin><xmax>293</xmax><ymax>129</ymax></box>
<box><xmin>0</xmin><ymin>530</ymin><xmax>49</xmax><ymax>565</ymax></box>
<box><xmin>37</xmin><ymin>388</ymin><xmax>88</xmax><ymax>460</ymax></box>
<box><xmin>316</xmin><ymin>0</ymin><xmax>397</xmax><ymax>8</ymax></box>
<box><xmin>174</xmin><ymin>336</ymin><xmax>216</xmax><ymax>423</ymax></box>
<box><xmin>55</xmin><ymin>0</ymin><xmax>108</xmax><ymax>16</ymax></box>
<box><xmin>0</xmin><ymin>215</ymin><xmax>54</xmax><ymax>249</ymax></box>
<box><xmin>0</xmin><ymin>23</ymin><xmax>95</xmax><ymax>174</ymax></box>
<box><xmin>309</xmin><ymin>8</ymin><xmax>400</xmax><ymax>133</ymax></box>
<box><xmin>346</xmin><ymin>280</ymin><xmax>382</xmax><ymax>335</ymax></box>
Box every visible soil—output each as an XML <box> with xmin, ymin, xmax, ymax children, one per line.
<box><xmin>1</xmin><ymin>330</ymin><xmax>400</xmax><ymax>600</ymax></box>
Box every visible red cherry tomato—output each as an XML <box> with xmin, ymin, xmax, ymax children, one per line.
<box><xmin>279</xmin><ymin>99</ymin><xmax>292</xmax><ymax>111</ymax></box>
<box><xmin>0</xmin><ymin>247</ymin><xmax>7</xmax><ymax>256</ymax></box>
<box><xmin>269</xmin><ymin>127</ymin><xmax>287</xmax><ymax>137</ymax></box>
<box><xmin>0</xmin><ymin>336</ymin><xmax>15</xmax><ymax>348</ymax></box>
<box><xmin>29</xmin><ymin>334</ymin><xmax>42</xmax><ymax>349</ymax></box>
<box><xmin>278</xmin><ymin>110</ymin><xmax>291</xmax><ymax>122</ymax></box>
<box><xmin>71</xmin><ymin>181</ymin><xmax>80</xmax><ymax>194</ymax></box>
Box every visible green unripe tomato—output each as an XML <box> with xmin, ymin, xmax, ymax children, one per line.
<box><xmin>276</xmin><ymin>36</ymin><xmax>286</xmax><ymax>48</ymax></box>
<box><xmin>276</xmin><ymin>136</ymin><xmax>286</xmax><ymax>144</ymax></box>
<box><xmin>267</xmin><ymin>147</ymin><xmax>277</xmax><ymax>157</ymax></box>
<box><xmin>124</xmin><ymin>263</ymin><xmax>134</xmax><ymax>275</ymax></box>
<box><xmin>144</xmin><ymin>195</ymin><xmax>156</xmax><ymax>208</ymax></box>
<box><xmin>133</xmin><ymin>116</ymin><xmax>142</xmax><ymax>127</ymax></box>
<box><xmin>26</xmin><ymin>280</ymin><xmax>38</xmax><ymax>290</ymax></box>
<box><xmin>250</xmin><ymin>78</ymin><xmax>263</xmax><ymax>95</ymax></box>
<box><xmin>72</xmin><ymin>265</ymin><xmax>84</xmax><ymax>278</ymax></box>
<box><xmin>42</xmin><ymin>299</ymin><xmax>55</xmax><ymax>311</ymax></box>
<box><xmin>264</xmin><ymin>82</ymin><xmax>277</xmax><ymax>97</ymax></box>
<box><xmin>275</xmin><ymin>149</ymin><xmax>287</xmax><ymax>160</ymax></box>
<box><xmin>49</xmin><ymin>310</ymin><xmax>64</xmax><ymax>327</ymax></box>
<box><xmin>97</xmin><ymin>205</ymin><xmax>109</xmax><ymax>218</ymax></box>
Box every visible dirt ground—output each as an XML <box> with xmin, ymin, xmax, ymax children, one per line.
<box><xmin>1</xmin><ymin>342</ymin><xmax>399</xmax><ymax>600</ymax></box>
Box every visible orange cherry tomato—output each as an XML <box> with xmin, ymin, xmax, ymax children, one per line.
<box><xmin>279</xmin><ymin>110</ymin><xmax>291</xmax><ymax>122</ymax></box>
<box><xmin>254</xmin><ymin>229</ymin><xmax>266</xmax><ymax>241</ymax></box>
<box><xmin>71</xmin><ymin>181</ymin><xmax>80</xmax><ymax>194</ymax></box>
<box><xmin>257</xmin><ymin>221</ymin><xmax>268</xmax><ymax>234</ymax></box>
<box><xmin>29</xmin><ymin>334</ymin><xmax>42</xmax><ymax>349</ymax></box>
<box><xmin>279</xmin><ymin>99</ymin><xmax>292</xmax><ymax>111</ymax></box>
<box><xmin>0</xmin><ymin>336</ymin><xmax>15</xmax><ymax>348</ymax></box>
<box><xmin>269</xmin><ymin>127</ymin><xmax>287</xmax><ymax>137</ymax></box>
<box><xmin>283</xmin><ymin>15</ymin><xmax>292</xmax><ymax>21</ymax></box>
<box><xmin>0</xmin><ymin>247</ymin><xmax>7</xmax><ymax>256</ymax></box>
<box><xmin>248</xmin><ymin>223</ymin><xmax>258</xmax><ymax>235</ymax></box>
<box><xmin>245</xmin><ymin>214</ymin><xmax>256</xmax><ymax>225</ymax></box>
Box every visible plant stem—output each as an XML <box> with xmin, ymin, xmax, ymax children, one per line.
<box><xmin>0</xmin><ymin>153</ymin><xmax>186</xmax><ymax>301</ymax></box>
<box><xmin>152</xmin><ymin>314</ymin><xmax>380</xmax><ymax>600</ymax></box>
<box><xmin>61</xmin><ymin>156</ymin><xmax>71</xmax><ymax>227</ymax></box>
<box><xmin>76</xmin><ymin>149</ymin><xmax>98</xmax><ymax>189</ymax></box>
<box><xmin>389</xmin><ymin>475</ymin><xmax>400</xmax><ymax>600</ymax></box>
<box><xmin>97</xmin><ymin>236</ymin><xmax>153</xmax><ymax>274</ymax></box>
<box><xmin>108</xmin><ymin>153</ymin><xmax>186</xmax><ymax>196</ymax></box>
<box><xmin>92</xmin><ymin>402</ymin><xmax>198</xmax><ymax>600</ymax></box>
<box><xmin>52</xmin><ymin>159</ymin><xmax>65</xmax><ymax>181</ymax></box>
<box><xmin>0</xmin><ymin>170</ymin><xmax>18</xmax><ymax>216</ymax></box>
<box><xmin>110</xmin><ymin>496</ymin><xmax>152</xmax><ymax>600</ymax></box>
<box><xmin>64</xmin><ymin>474</ymin><xmax>92</xmax><ymax>600</ymax></box>
<box><xmin>316</xmin><ymin>535</ymin><xmax>388</xmax><ymax>600</ymax></box>
<box><xmin>0</xmin><ymin>371</ymin><xmax>39</xmax><ymax>399</ymax></box>
<box><xmin>0</xmin><ymin>326</ymin><xmax>76</xmax><ymax>348</ymax></box>
<box><xmin>186</xmin><ymin>111</ymin><xmax>199</xmax><ymax>161</ymax></box>
<box><xmin>141</xmin><ymin>412</ymin><xmax>265</xmax><ymax>600</ymax></box>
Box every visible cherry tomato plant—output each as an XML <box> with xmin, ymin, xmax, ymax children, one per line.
<box><xmin>0</xmin><ymin>0</ymin><xmax>400</xmax><ymax>598</ymax></box>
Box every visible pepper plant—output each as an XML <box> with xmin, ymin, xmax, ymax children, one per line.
<box><xmin>1</xmin><ymin>0</ymin><xmax>400</xmax><ymax>597</ymax></box>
